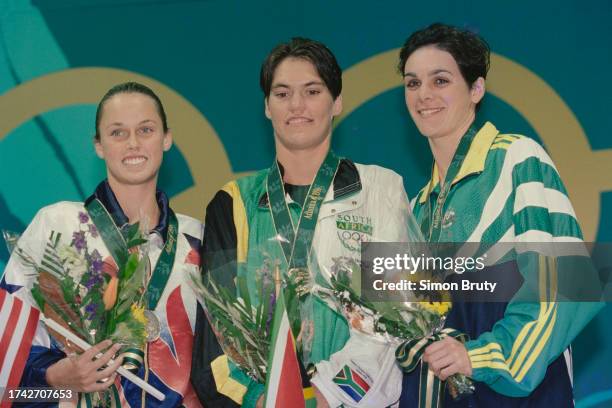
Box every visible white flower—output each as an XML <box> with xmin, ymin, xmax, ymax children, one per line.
<box><xmin>68</xmin><ymin>263</ymin><xmax>87</xmax><ymax>282</ymax></box>
<box><xmin>58</xmin><ymin>245</ymin><xmax>79</xmax><ymax>263</ymax></box>
<box><xmin>58</xmin><ymin>245</ymin><xmax>87</xmax><ymax>282</ymax></box>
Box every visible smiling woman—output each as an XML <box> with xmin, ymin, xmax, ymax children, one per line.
<box><xmin>94</xmin><ymin>84</ymin><xmax>173</xmax><ymax>221</ymax></box>
<box><xmin>1</xmin><ymin>82</ymin><xmax>204</xmax><ymax>407</ymax></box>
<box><xmin>396</xmin><ymin>23</ymin><xmax>603</xmax><ymax>408</ymax></box>
<box><xmin>403</xmin><ymin>45</ymin><xmax>485</xmax><ymax>183</ymax></box>
<box><xmin>400</xmin><ymin>26</ymin><xmax>487</xmax><ymax>183</ymax></box>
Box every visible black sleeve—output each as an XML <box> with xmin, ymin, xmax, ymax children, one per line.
<box><xmin>191</xmin><ymin>190</ymin><xmax>240</xmax><ymax>407</ymax></box>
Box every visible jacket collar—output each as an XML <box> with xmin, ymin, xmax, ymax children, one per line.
<box><xmin>418</xmin><ymin>121</ymin><xmax>499</xmax><ymax>204</ymax></box>
<box><xmin>257</xmin><ymin>158</ymin><xmax>362</xmax><ymax>207</ymax></box>
<box><xmin>85</xmin><ymin>179</ymin><xmax>170</xmax><ymax>242</ymax></box>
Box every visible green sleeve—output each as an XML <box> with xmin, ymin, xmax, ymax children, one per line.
<box><xmin>230</xmin><ymin>360</ymin><xmax>265</xmax><ymax>408</ymax></box>
<box><xmin>465</xmin><ymin>140</ymin><xmax>603</xmax><ymax>396</ymax></box>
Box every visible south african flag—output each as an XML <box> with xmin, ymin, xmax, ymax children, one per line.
<box><xmin>264</xmin><ymin>289</ymin><xmax>316</xmax><ymax>407</ymax></box>
<box><xmin>333</xmin><ymin>365</ymin><xmax>371</xmax><ymax>403</ymax></box>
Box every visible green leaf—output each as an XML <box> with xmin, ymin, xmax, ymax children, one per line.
<box><xmin>125</xmin><ymin>223</ymin><xmax>141</xmax><ymax>242</ymax></box>
<box><xmin>59</xmin><ymin>276</ymin><xmax>82</xmax><ymax>318</ymax></box>
<box><xmin>120</xmin><ymin>253</ymin><xmax>140</xmax><ymax>281</ymax></box>
<box><xmin>81</xmin><ymin>289</ymin><xmax>100</xmax><ymax>306</ymax></box>
<box><xmin>237</xmin><ymin>276</ymin><xmax>251</xmax><ymax>315</ymax></box>
<box><xmin>31</xmin><ymin>285</ymin><xmax>46</xmax><ymax>311</ymax></box>
<box><xmin>126</xmin><ymin>238</ymin><xmax>147</xmax><ymax>248</ymax></box>
<box><xmin>115</xmin><ymin>299</ymin><xmax>131</xmax><ymax>317</ymax></box>
<box><xmin>104</xmin><ymin>309</ymin><xmax>116</xmax><ymax>337</ymax></box>
<box><xmin>116</xmin><ymin>256</ymin><xmax>146</xmax><ymax>313</ymax></box>
<box><xmin>114</xmin><ymin>307</ymin><xmax>132</xmax><ymax>324</ymax></box>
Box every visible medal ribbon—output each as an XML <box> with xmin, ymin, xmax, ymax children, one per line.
<box><xmin>266</xmin><ymin>150</ymin><xmax>339</xmax><ymax>407</ymax></box>
<box><xmin>267</xmin><ymin>150</ymin><xmax>340</xmax><ymax>270</ymax></box>
<box><xmin>396</xmin><ymin>328</ymin><xmax>469</xmax><ymax>408</ymax></box>
<box><xmin>411</xmin><ymin>124</ymin><xmax>480</xmax><ymax>407</ymax></box>
<box><xmin>420</xmin><ymin>126</ymin><xmax>477</xmax><ymax>242</ymax></box>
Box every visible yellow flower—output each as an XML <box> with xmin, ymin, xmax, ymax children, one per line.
<box><xmin>131</xmin><ymin>304</ymin><xmax>146</xmax><ymax>325</ymax></box>
<box><xmin>421</xmin><ymin>301</ymin><xmax>452</xmax><ymax>316</ymax></box>
<box><xmin>103</xmin><ymin>277</ymin><xmax>118</xmax><ymax>310</ymax></box>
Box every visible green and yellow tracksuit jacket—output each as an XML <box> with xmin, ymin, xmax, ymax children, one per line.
<box><xmin>191</xmin><ymin>160</ymin><xmax>412</xmax><ymax>408</ymax></box>
<box><xmin>400</xmin><ymin>121</ymin><xmax>603</xmax><ymax>407</ymax></box>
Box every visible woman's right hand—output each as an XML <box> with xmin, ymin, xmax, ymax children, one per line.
<box><xmin>45</xmin><ymin>340</ymin><xmax>123</xmax><ymax>392</ymax></box>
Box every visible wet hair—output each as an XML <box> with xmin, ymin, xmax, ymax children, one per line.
<box><xmin>398</xmin><ymin>23</ymin><xmax>490</xmax><ymax>87</ymax></box>
<box><xmin>260</xmin><ymin>37</ymin><xmax>342</xmax><ymax>100</ymax></box>
<box><xmin>94</xmin><ymin>81</ymin><xmax>168</xmax><ymax>140</ymax></box>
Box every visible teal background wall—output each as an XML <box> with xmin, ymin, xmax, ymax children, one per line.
<box><xmin>1</xmin><ymin>1</ymin><xmax>611</xmax><ymax>405</ymax></box>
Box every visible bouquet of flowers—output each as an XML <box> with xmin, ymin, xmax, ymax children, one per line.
<box><xmin>190</xmin><ymin>252</ymin><xmax>281</xmax><ymax>383</ymax></box>
<box><xmin>314</xmin><ymin>256</ymin><xmax>447</xmax><ymax>338</ymax></box>
<box><xmin>312</xmin><ymin>252</ymin><xmax>474</xmax><ymax>401</ymax></box>
<box><xmin>14</xmin><ymin>211</ymin><xmax>149</xmax><ymax>407</ymax></box>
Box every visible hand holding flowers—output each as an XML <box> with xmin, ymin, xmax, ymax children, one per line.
<box><xmin>423</xmin><ymin>336</ymin><xmax>472</xmax><ymax>381</ymax></box>
<box><xmin>45</xmin><ymin>340</ymin><xmax>123</xmax><ymax>392</ymax></box>
<box><xmin>15</xmin><ymin>211</ymin><xmax>150</xmax><ymax>406</ymax></box>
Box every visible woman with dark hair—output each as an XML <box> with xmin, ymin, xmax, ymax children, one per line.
<box><xmin>397</xmin><ymin>23</ymin><xmax>601</xmax><ymax>407</ymax></box>
<box><xmin>2</xmin><ymin>82</ymin><xmax>203</xmax><ymax>407</ymax></box>
<box><xmin>191</xmin><ymin>37</ymin><xmax>414</xmax><ymax>408</ymax></box>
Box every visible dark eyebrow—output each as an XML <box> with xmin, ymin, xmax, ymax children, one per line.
<box><xmin>430</xmin><ymin>69</ymin><xmax>452</xmax><ymax>76</ymax></box>
<box><xmin>271</xmin><ymin>81</ymin><xmax>325</xmax><ymax>89</ymax></box>
<box><xmin>403</xmin><ymin>69</ymin><xmax>453</xmax><ymax>78</ymax></box>
<box><xmin>304</xmin><ymin>81</ymin><xmax>325</xmax><ymax>87</ymax></box>
<box><xmin>105</xmin><ymin>119</ymin><xmax>156</xmax><ymax>129</ymax></box>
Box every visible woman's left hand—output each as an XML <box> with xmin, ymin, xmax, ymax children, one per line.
<box><xmin>422</xmin><ymin>336</ymin><xmax>472</xmax><ymax>381</ymax></box>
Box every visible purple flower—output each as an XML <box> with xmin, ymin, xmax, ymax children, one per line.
<box><xmin>90</xmin><ymin>249</ymin><xmax>102</xmax><ymax>262</ymax></box>
<box><xmin>266</xmin><ymin>291</ymin><xmax>276</xmax><ymax>332</ymax></box>
<box><xmin>90</xmin><ymin>250</ymin><xmax>103</xmax><ymax>273</ymax></box>
<box><xmin>72</xmin><ymin>231</ymin><xmax>86</xmax><ymax>252</ymax></box>
<box><xmin>88</xmin><ymin>261</ymin><xmax>102</xmax><ymax>282</ymax></box>
<box><xmin>85</xmin><ymin>272</ymin><xmax>103</xmax><ymax>290</ymax></box>
<box><xmin>88</xmin><ymin>224</ymin><xmax>99</xmax><ymax>238</ymax></box>
<box><xmin>78</xmin><ymin>212</ymin><xmax>89</xmax><ymax>224</ymax></box>
<box><xmin>85</xmin><ymin>303</ymin><xmax>98</xmax><ymax>320</ymax></box>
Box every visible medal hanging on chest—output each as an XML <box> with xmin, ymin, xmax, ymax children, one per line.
<box><xmin>143</xmin><ymin>310</ymin><xmax>162</xmax><ymax>342</ymax></box>
<box><xmin>266</xmin><ymin>151</ymin><xmax>340</xmax><ymax>336</ymax></box>
<box><xmin>420</xmin><ymin>126</ymin><xmax>476</xmax><ymax>242</ymax></box>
